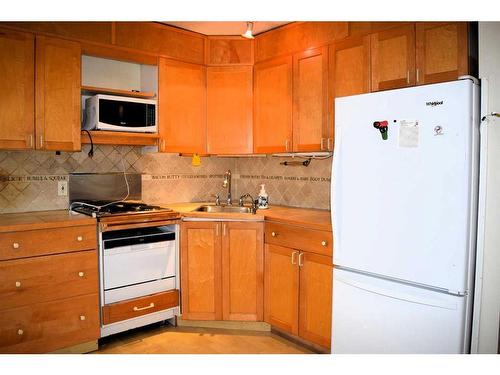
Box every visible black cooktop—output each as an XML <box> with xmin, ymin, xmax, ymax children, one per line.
<box><xmin>71</xmin><ymin>200</ymin><xmax>173</xmax><ymax>218</ymax></box>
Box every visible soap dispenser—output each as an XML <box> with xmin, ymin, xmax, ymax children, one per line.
<box><xmin>258</xmin><ymin>184</ymin><xmax>269</xmax><ymax>209</ymax></box>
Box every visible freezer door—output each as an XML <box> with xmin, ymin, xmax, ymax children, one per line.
<box><xmin>332</xmin><ymin>268</ymin><xmax>468</xmax><ymax>354</ymax></box>
<box><xmin>332</xmin><ymin>80</ymin><xmax>478</xmax><ymax>293</ymax></box>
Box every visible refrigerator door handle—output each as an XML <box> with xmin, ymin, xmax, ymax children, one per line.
<box><xmin>335</xmin><ymin>274</ymin><xmax>459</xmax><ymax>310</ymax></box>
<box><xmin>332</xmin><ymin>126</ymin><xmax>342</xmax><ymax>262</ymax></box>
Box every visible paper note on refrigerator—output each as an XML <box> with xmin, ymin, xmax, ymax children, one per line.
<box><xmin>398</xmin><ymin>120</ymin><xmax>419</xmax><ymax>148</ymax></box>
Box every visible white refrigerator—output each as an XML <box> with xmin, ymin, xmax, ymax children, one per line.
<box><xmin>331</xmin><ymin>79</ymin><xmax>480</xmax><ymax>354</ymax></box>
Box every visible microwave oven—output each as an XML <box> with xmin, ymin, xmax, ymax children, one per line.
<box><xmin>83</xmin><ymin>94</ymin><xmax>157</xmax><ymax>133</ymax></box>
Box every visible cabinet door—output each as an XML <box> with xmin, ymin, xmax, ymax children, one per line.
<box><xmin>371</xmin><ymin>24</ymin><xmax>416</xmax><ymax>91</ymax></box>
<box><xmin>328</xmin><ymin>36</ymin><xmax>370</xmax><ymax>151</ymax></box>
<box><xmin>0</xmin><ymin>28</ymin><xmax>34</xmax><ymax>150</ymax></box>
<box><xmin>264</xmin><ymin>243</ymin><xmax>299</xmax><ymax>334</ymax></box>
<box><xmin>416</xmin><ymin>22</ymin><xmax>468</xmax><ymax>85</ymax></box>
<box><xmin>180</xmin><ymin>222</ymin><xmax>222</xmax><ymax>320</ymax></box>
<box><xmin>254</xmin><ymin>56</ymin><xmax>293</xmax><ymax>153</ymax></box>
<box><xmin>222</xmin><ymin>222</ymin><xmax>264</xmax><ymax>321</ymax></box>
<box><xmin>207</xmin><ymin>66</ymin><xmax>253</xmax><ymax>154</ymax></box>
<box><xmin>159</xmin><ymin>58</ymin><xmax>206</xmax><ymax>154</ymax></box>
<box><xmin>292</xmin><ymin>47</ymin><xmax>329</xmax><ymax>152</ymax></box>
<box><xmin>35</xmin><ymin>36</ymin><xmax>81</xmax><ymax>151</ymax></box>
<box><xmin>298</xmin><ymin>252</ymin><xmax>333</xmax><ymax>349</ymax></box>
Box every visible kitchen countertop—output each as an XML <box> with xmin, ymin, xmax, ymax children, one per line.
<box><xmin>165</xmin><ymin>202</ymin><xmax>332</xmax><ymax>232</ymax></box>
<box><xmin>0</xmin><ymin>210</ymin><xmax>96</xmax><ymax>233</ymax></box>
<box><xmin>0</xmin><ymin>204</ymin><xmax>331</xmax><ymax>233</ymax></box>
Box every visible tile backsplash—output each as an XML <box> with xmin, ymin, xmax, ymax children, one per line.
<box><xmin>0</xmin><ymin>145</ymin><xmax>332</xmax><ymax>214</ymax></box>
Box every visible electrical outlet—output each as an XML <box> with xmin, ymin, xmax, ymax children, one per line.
<box><xmin>58</xmin><ymin>181</ymin><xmax>68</xmax><ymax>196</ymax></box>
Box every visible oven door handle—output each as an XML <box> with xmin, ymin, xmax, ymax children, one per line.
<box><xmin>133</xmin><ymin>302</ymin><xmax>155</xmax><ymax>311</ymax></box>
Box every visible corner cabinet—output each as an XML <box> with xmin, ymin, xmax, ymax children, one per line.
<box><xmin>180</xmin><ymin>221</ymin><xmax>264</xmax><ymax>321</ymax></box>
<box><xmin>35</xmin><ymin>36</ymin><xmax>81</xmax><ymax>151</ymax></box>
<box><xmin>207</xmin><ymin>66</ymin><xmax>253</xmax><ymax>155</ymax></box>
<box><xmin>158</xmin><ymin>58</ymin><xmax>207</xmax><ymax>154</ymax></box>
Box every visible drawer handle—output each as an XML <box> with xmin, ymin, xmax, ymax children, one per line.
<box><xmin>133</xmin><ymin>303</ymin><xmax>155</xmax><ymax>311</ymax></box>
<box><xmin>80</xmin><ymin>315</ymin><xmax>86</xmax><ymax>321</ymax></box>
<box><xmin>15</xmin><ymin>281</ymin><xmax>21</xmax><ymax>288</ymax></box>
<box><xmin>78</xmin><ymin>271</ymin><xmax>85</xmax><ymax>277</ymax></box>
<box><xmin>17</xmin><ymin>329</ymin><xmax>24</xmax><ymax>336</ymax></box>
<box><xmin>271</xmin><ymin>231</ymin><xmax>278</xmax><ymax>237</ymax></box>
<box><xmin>321</xmin><ymin>240</ymin><xmax>327</xmax><ymax>246</ymax></box>
<box><xmin>77</xmin><ymin>236</ymin><xmax>83</xmax><ymax>242</ymax></box>
<box><xmin>12</xmin><ymin>242</ymin><xmax>20</xmax><ymax>249</ymax></box>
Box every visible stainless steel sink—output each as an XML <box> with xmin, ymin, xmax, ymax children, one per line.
<box><xmin>195</xmin><ymin>205</ymin><xmax>253</xmax><ymax>214</ymax></box>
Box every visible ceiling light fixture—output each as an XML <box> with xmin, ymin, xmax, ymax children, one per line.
<box><xmin>241</xmin><ymin>22</ymin><xmax>255</xmax><ymax>39</ymax></box>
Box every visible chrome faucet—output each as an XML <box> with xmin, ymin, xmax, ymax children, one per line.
<box><xmin>239</xmin><ymin>193</ymin><xmax>258</xmax><ymax>214</ymax></box>
<box><xmin>222</xmin><ymin>170</ymin><xmax>232</xmax><ymax>205</ymax></box>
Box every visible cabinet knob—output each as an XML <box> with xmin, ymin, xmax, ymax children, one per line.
<box><xmin>271</xmin><ymin>231</ymin><xmax>277</xmax><ymax>237</ymax></box>
<box><xmin>80</xmin><ymin>315</ymin><xmax>86</xmax><ymax>321</ymax></box>
<box><xmin>78</xmin><ymin>271</ymin><xmax>85</xmax><ymax>277</ymax></box>
<box><xmin>77</xmin><ymin>236</ymin><xmax>83</xmax><ymax>242</ymax></box>
<box><xmin>15</xmin><ymin>281</ymin><xmax>21</xmax><ymax>288</ymax></box>
<box><xmin>321</xmin><ymin>240</ymin><xmax>327</xmax><ymax>246</ymax></box>
<box><xmin>12</xmin><ymin>242</ymin><xmax>20</xmax><ymax>249</ymax></box>
<box><xmin>17</xmin><ymin>329</ymin><xmax>24</xmax><ymax>336</ymax></box>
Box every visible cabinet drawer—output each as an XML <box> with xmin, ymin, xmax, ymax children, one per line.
<box><xmin>0</xmin><ymin>225</ymin><xmax>96</xmax><ymax>261</ymax></box>
<box><xmin>102</xmin><ymin>289</ymin><xmax>179</xmax><ymax>325</ymax></box>
<box><xmin>0</xmin><ymin>250</ymin><xmax>98</xmax><ymax>311</ymax></box>
<box><xmin>0</xmin><ymin>293</ymin><xmax>100</xmax><ymax>354</ymax></box>
<box><xmin>265</xmin><ymin>221</ymin><xmax>333</xmax><ymax>256</ymax></box>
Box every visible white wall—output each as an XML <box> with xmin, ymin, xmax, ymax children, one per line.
<box><xmin>474</xmin><ymin>21</ymin><xmax>500</xmax><ymax>354</ymax></box>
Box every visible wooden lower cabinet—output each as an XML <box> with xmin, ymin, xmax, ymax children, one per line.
<box><xmin>222</xmin><ymin>222</ymin><xmax>263</xmax><ymax>321</ymax></box>
<box><xmin>180</xmin><ymin>221</ymin><xmax>222</xmax><ymax>320</ymax></box>
<box><xmin>298</xmin><ymin>252</ymin><xmax>333</xmax><ymax>349</ymax></box>
<box><xmin>264</xmin><ymin>244</ymin><xmax>299</xmax><ymax>334</ymax></box>
<box><xmin>264</xmin><ymin>243</ymin><xmax>333</xmax><ymax>350</ymax></box>
<box><xmin>0</xmin><ymin>293</ymin><xmax>99</xmax><ymax>354</ymax></box>
<box><xmin>180</xmin><ymin>221</ymin><xmax>264</xmax><ymax>321</ymax></box>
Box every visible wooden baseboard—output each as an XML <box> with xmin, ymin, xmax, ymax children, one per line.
<box><xmin>177</xmin><ymin>318</ymin><xmax>271</xmax><ymax>332</ymax></box>
<box><xmin>271</xmin><ymin>327</ymin><xmax>330</xmax><ymax>354</ymax></box>
<box><xmin>50</xmin><ymin>340</ymin><xmax>98</xmax><ymax>354</ymax></box>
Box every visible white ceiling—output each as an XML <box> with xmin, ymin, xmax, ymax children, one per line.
<box><xmin>161</xmin><ymin>21</ymin><xmax>291</xmax><ymax>36</ymax></box>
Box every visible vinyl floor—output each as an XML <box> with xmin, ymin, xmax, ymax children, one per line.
<box><xmin>94</xmin><ymin>323</ymin><xmax>313</xmax><ymax>354</ymax></box>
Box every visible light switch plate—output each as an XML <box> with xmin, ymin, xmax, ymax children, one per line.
<box><xmin>58</xmin><ymin>181</ymin><xmax>68</xmax><ymax>196</ymax></box>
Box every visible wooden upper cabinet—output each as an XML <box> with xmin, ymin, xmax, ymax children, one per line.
<box><xmin>371</xmin><ymin>24</ymin><xmax>416</xmax><ymax>91</ymax></box>
<box><xmin>114</xmin><ymin>22</ymin><xmax>206</xmax><ymax>65</ymax></box>
<box><xmin>264</xmin><ymin>243</ymin><xmax>299</xmax><ymax>335</ymax></box>
<box><xmin>416</xmin><ymin>22</ymin><xmax>468</xmax><ymax>85</ymax></box>
<box><xmin>329</xmin><ymin>36</ymin><xmax>371</xmax><ymax>98</ymax></box>
<box><xmin>206</xmin><ymin>37</ymin><xmax>254</xmax><ymax>65</ymax></box>
<box><xmin>207</xmin><ymin>66</ymin><xmax>253</xmax><ymax>154</ymax></box>
<box><xmin>180</xmin><ymin>221</ymin><xmax>222</xmax><ymax>320</ymax></box>
<box><xmin>328</xmin><ymin>36</ymin><xmax>371</xmax><ymax>151</ymax></box>
<box><xmin>35</xmin><ymin>36</ymin><xmax>81</xmax><ymax>151</ymax></box>
<box><xmin>292</xmin><ymin>47</ymin><xmax>329</xmax><ymax>152</ymax></box>
<box><xmin>298</xmin><ymin>252</ymin><xmax>333</xmax><ymax>349</ymax></box>
<box><xmin>159</xmin><ymin>58</ymin><xmax>206</xmax><ymax>154</ymax></box>
<box><xmin>0</xmin><ymin>28</ymin><xmax>34</xmax><ymax>150</ymax></box>
<box><xmin>222</xmin><ymin>222</ymin><xmax>264</xmax><ymax>321</ymax></box>
<box><xmin>253</xmin><ymin>56</ymin><xmax>293</xmax><ymax>153</ymax></box>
